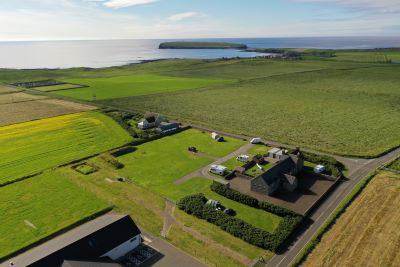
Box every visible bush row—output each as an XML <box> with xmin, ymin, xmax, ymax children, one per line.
<box><xmin>211</xmin><ymin>182</ymin><xmax>298</xmax><ymax>217</ymax></box>
<box><xmin>302</xmin><ymin>151</ymin><xmax>345</xmax><ymax>178</ymax></box>
<box><xmin>179</xmin><ymin>190</ymin><xmax>303</xmax><ymax>252</ymax></box>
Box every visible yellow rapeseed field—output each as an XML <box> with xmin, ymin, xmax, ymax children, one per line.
<box><xmin>0</xmin><ymin>111</ymin><xmax>132</xmax><ymax>185</ymax></box>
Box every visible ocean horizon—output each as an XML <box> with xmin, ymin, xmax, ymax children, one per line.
<box><xmin>1</xmin><ymin>36</ymin><xmax>399</xmax><ymax>69</ymax></box>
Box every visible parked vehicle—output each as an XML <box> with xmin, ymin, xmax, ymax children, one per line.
<box><xmin>209</xmin><ymin>164</ymin><xmax>228</xmax><ymax>176</ymax></box>
<box><xmin>314</xmin><ymin>164</ymin><xmax>326</xmax><ymax>174</ymax></box>
<box><xmin>250</xmin><ymin>138</ymin><xmax>263</xmax><ymax>144</ymax></box>
<box><xmin>211</xmin><ymin>132</ymin><xmax>224</xmax><ymax>142</ymax></box>
<box><xmin>236</xmin><ymin>155</ymin><xmax>250</xmax><ymax>162</ymax></box>
<box><xmin>223</xmin><ymin>208</ymin><xmax>236</xmax><ymax>216</ymax></box>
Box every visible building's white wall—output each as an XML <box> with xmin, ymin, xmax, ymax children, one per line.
<box><xmin>101</xmin><ymin>234</ymin><xmax>141</xmax><ymax>260</ymax></box>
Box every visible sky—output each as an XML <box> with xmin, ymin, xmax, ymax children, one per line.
<box><xmin>0</xmin><ymin>0</ymin><xmax>399</xmax><ymax>41</ymax></box>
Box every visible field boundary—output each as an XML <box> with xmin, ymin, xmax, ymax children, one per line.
<box><xmin>0</xmin><ymin>206</ymin><xmax>114</xmax><ymax>262</ymax></box>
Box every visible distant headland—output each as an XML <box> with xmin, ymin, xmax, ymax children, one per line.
<box><xmin>159</xmin><ymin>41</ymin><xmax>248</xmax><ymax>50</ymax></box>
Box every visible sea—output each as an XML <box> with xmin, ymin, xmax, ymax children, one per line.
<box><xmin>0</xmin><ymin>37</ymin><xmax>399</xmax><ymax>69</ymax></box>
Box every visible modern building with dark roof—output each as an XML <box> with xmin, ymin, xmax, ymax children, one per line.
<box><xmin>2</xmin><ymin>214</ymin><xmax>141</xmax><ymax>267</ymax></box>
<box><xmin>230</xmin><ymin>148</ymin><xmax>304</xmax><ymax>195</ymax></box>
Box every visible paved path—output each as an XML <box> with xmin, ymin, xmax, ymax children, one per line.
<box><xmin>175</xmin><ymin>143</ymin><xmax>254</xmax><ymax>185</ymax></box>
<box><xmin>265</xmin><ymin>146</ymin><xmax>400</xmax><ymax>267</ymax></box>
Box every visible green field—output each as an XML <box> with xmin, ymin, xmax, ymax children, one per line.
<box><xmin>0</xmin><ymin>172</ymin><xmax>109</xmax><ymax>259</ymax></box>
<box><xmin>103</xmin><ymin>65</ymin><xmax>400</xmax><ymax>157</ymax></box>
<box><xmin>1</xmin><ymin>57</ymin><xmax>399</xmax><ymax>157</ymax></box>
<box><xmin>0</xmin><ymin>112</ymin><xmax>132</xmax><ymax>185</ymax></box>
<box><xmin>117</xmin><ymin>129</ymin><xmax>245</xmax><ymax>195</ymax></box>
<box><xmin>53</xmin><ymin>74</ymin><xmax>230</xmax><ymax>100</ymax></box>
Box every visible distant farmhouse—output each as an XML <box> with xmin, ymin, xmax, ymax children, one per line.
<box><xmin>231</xmin><ymin>148</ymin><xmax>304</xmax><ymax>195</ymax></box>
<box><xmin>6</xmin><ymin>215</ymin><xmax>142</xmax><ymax>267</ymax></box>
<box><xmin>138</xmin><ymin>112</ymin><xmax>179</xmax><ymax>134</ymax></box>
<box><xmin>137</xmin><ymin>112</ymin><xmax>165</xmax><ymax>129</ymax></box>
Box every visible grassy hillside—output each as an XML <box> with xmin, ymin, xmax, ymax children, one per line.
<box><xmin>102</xmin><ymin>65</ymin><xmax>400</xmax><ymax>157</ymax></box>
<box><xmin>55</xmin><ymin>74</ymin><xmax>231</xmax><ymax>100</ymax></box>
<box><xmin>0</xmin><ymin>112</ymin><xmax>132</xmax><ymax>184</ymax></box>
<box><xmin>0</xmin><ymin>172</ymin><xmax>109</xmax><ymax>259</ymax></box>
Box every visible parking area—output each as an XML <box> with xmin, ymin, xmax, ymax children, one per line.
<box><xmin>119</xmin><ymin>244</ymin><xmax>159</xmax><ymax>267</ymax></box>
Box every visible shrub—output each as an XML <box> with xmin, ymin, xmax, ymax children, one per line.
<box><xmin>302</xmin><ymin>152</ymin><xmax>345</xmax><ymax>177</ymax></box>
<box><xmin>180</xmin><ymin>188</ymin><xmax>304</xmax><ymax>252</ymax></box>
<box><xmin>209</xmin><ymin>182</ymin><xmax>304</xmax><ymax>251</ymax></box>
<box><xmin>99</xmin><ymin>153</ymin><xmax>124</xmax><ymax>169</ymax></box>
<box><xmin>211</xmin><ymin>182</ymin><xmax>259</xmax><ymax>207</ymax></box>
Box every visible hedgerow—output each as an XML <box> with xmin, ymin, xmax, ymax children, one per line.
<box><xmin>179</xmin><ymin>186</ymin><xmax>304</xmax><ymax>252</ymax></box>
<box><xmin>301</xmin><ymin>151</ymin><xmax>345</xmax><ymax>177</ymax></box>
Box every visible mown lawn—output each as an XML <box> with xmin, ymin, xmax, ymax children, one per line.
<box><xmin>0</xmin><ymin>172</ymin><xmax>110</xmax><ymax>259</ymax></box>
<box><xmin>0</xmin><ymin>111</ymin><xmax>132</xmax><ymax>185</ymax></box>
<box><xmin>54</xmin><ymin>74</ymin><xmax>231</xmax><ymax>100</ymax></box>
<box><xmin>108</xmin><ymin>66</ymin><xmax>400</xmax><ymax>157</ymax></box>
<box><xmin>117</xmin><ymin>129</ymin><xmax>245</xmax><ymax>194</ymax></box>
<box><xmin>169</xmin><ymin>177</ymin><xmax>282</xmax><ymax>233</ymax></box>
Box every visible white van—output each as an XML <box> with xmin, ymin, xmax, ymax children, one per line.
<box><xmin>236</xmin><ymin>155</ymin><xmax>250</xmax><ymax>162</ymax></box>
<box><xmin>209</xmin><ymin>164</ymin><xmax>228</xmax><ymax>176</ymax></box>
<box><xmin>250</xmin><ymin>138</ymin><xmax>263</xmax><ymax>144</ymax></box>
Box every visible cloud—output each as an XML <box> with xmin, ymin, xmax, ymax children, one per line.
<box><xmin>293</xmin><ymin>0</ymin><xmax>400</xmax><ymax>13</ymax></box>
<box><xmin>168</xmin><ymin>12</ymin><xmax>202</xmax><ymax>22</ymax></box>
<box><xmin>103</xmin><ymin>0</ymin><xmax>158</xmax><ymax>8</ymax></box>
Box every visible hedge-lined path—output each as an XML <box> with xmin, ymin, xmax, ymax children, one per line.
<box><xmin>175</xmin><ymin>143</ymin><xmax>254</xmax><ymax>185</ymax></box>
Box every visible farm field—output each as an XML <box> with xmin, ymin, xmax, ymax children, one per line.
<box><xmin>303</xmin><ymin>171</ymin><xmax>400</xmax><ymax>267</ymax></box>
<box><xmin>0</xmin><ymin>112</ymin><xmax>132</xmax><ymax>185</ymax></box>
<box><xmin>54</xmin><ymin>74</ymin><xmax>231</xmax><ymax>100</ymax></box>
<box><xmin>0</xmin><ymin>92</ymin><xmax>46</xmax><ymax>104</ymax></box>
<box><xmin>0</xmin><ymin>98</ymin><xmax>96</xmax><ymax>126</ymax></box>
<box><xmin>0</xmin><ymin>172</ymin><xmax>109</xmax><ymax>260</ymax></box>
<box><xmin>33</xmin><ymin>83</ymin><xmax>84</xmax><ymax>92</ymax></box>
<box><xmin>0</xmin><ymin>84</ymin><xmax>20</xmax><ymax>94</ymax></box>
<box><xmin>104</xmin><ymin>65</ymin><xmax>400</xmax><ymax>157</ymax></box>
<box><xmin>329</xmin><ymin>51</ymin><xmax>400</xmax><ymax>63</ymax></box>
<box><xmin>117</xmin><ymin>129</ymin><xmax>245</xmax><ymax>195</ymax></box>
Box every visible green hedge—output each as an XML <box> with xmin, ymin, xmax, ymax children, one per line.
<box><xmin>210</xmin><ymin>182</ymin><xmax>259</xmax><ymax>207</ymax></box>
<box><xmin>180</xmin><ymin>184</ymin><xmax>304</xmax><ymax>252</ymax></box>
<box><xmin>211</xmin><ymin>182</ymin><xmax>297</xmax><ymax>217</ymax></box>
<box><xmin>302</xmin><ymin>151</ymin><xmax>345</xmax><ymax>178</ymax></box>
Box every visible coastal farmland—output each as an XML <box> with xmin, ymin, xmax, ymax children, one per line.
<box><xmin>54</xmin><ymin>74</ymin><xmax>231</xmax><ymax>100</ymax></box>
<box><xmin>0</xmin><ymin>172</ymin><xmax>109</xmax><ymax>259</ymax></box>
<box><xmin>0</xmin><ymin>96</ymin><xmax>96</xmax><ymax>126</ymax></box>
<box><xmin>0</xmin><ymin>112</ymin><xmax>132</xmax><ymax>185</ymax></box>
<box><xmin>302</xmin><ymin>171</ymin><xmax>400</xmax><ymax>267</ymax></box>
<box><xmin>103</xmin><ymin>65</ymin><xmax>400</xmax><ymax>156</ymax></box>
<box><xmin>0</xmin><ymin>84</ymin><xmax>20</xmax><ymax>94</ymax></box>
